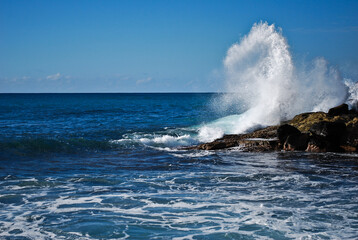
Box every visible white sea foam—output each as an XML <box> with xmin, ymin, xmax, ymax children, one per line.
<box><xmin>345</xmin><ymin>79</ymin><xmax>358</xmax><ymax>110</ymax></box>
<box><xmin>1</xmin><ymin>162</ymin><xmax>357</xmax><ymax>240</ymax></box>
<box><xmin>111</xmin><ymin>132</ymin><xmax>198</xmax><ymax>149</ymax></box>
<box><xmin>198</xmin><ymin>22</ymin><xmax>354</xmax><ymax>139</ymax></box>
<box><xmin>139</xmin><ymin>134</ymin><xmax>193</xmax><ymax>147</ymax></box>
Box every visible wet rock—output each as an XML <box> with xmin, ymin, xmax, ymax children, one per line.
<box><xmin>239</xmin><ymin>138</ymin><xmax>279</xmax><ymax>152</ymax></box>
<box><xmin>191</xmin><ymin>126</ymin><xmax>279</xmax><ymax>151</ymax></box>
<box><xmin>189</xmin><ymin>105</ymin><xmax>358</xmax><ymax>153</ymax></box>
<box><xmin>307</xmin><ymin>121</ymin><xmax>346</xmax><ymax>152</ymax></box>
<box><xmin>306</xmin><ymin>136</ymin><xmax>327</xmax><ymax>153</ymax></box>
<box><xmin>309</xmin><ymin>121</ymin><xmax>346</xmax><ymax>139</ymax></box>
<box><xmin>328</xmin><ymin>103</ymin><xmax>349</xmax><ymax>116</ymax></box>
<box><xmin>340</xmin><ymin>145</ymin><xmax>357</xmax><ymax>152</ymax></box>
<box><xmin>283</xmin><ymin>133</ymin><xmax>309</xmax><ymax>151</ymax></box>
<box><xmin>198</xmin><ymin>141</ymin><xmax>236</xmax><ymax>150</ymax></box>
<box><xmin>244</xmin><ymin>125</ymin><xmax>279</xmax><ymax>139</ymax></box>
<box><xmin>349</xmin><ymin>109</ymin><xmax>358</xmax><ymax>115</ymax></box>
<box><xmin>289</xmin><ymin>112</ymin><xmax>330</xmax><ymax>132</ymax></box>
<box><xmin>342</xmin><ymin>121</ymin><xmax>358</xmax><ymax>151</ymax></box>
<box><xmin>277</xmin><ymin>124</ymin><xmax>301</xmax><ymax>144</ymax></box>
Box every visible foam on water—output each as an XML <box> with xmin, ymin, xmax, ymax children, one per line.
<box><xmin>110</xmin><ymin>130</ymin><xmax>198</xmax><ymax>149</ymax></box>
<box><xmin>1</xmin><ymin>152</ymin><xmax>358</xmax><ymax>239</ymax></box>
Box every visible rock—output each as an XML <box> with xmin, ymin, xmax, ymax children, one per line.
<box><xmin>342</xmin><ymin>121</ymin><xmax>358</xmax><ymax>150</ymax></box>
<box><xmin>288</xmin><ymin>111</ymin><xmax>356</xmax><ymax>133</ymax></box>
<box><xmin>328</xmin><ymin>103</ymin><xmax>349</xmax><ymax>116</ymax></box>
<box><xmin>283</xmin><ymin>133</ymin><xmax>309</xmax><ymax>151</ymax></box>
<box><xmin>277</xmin><ymin>124</ymin><xmax>301</xmax><ymax>144</ymax></box>
<box><xmin>198</xmin><ymin>141</ymin><xmax>236</xmax><ymax>150</ymax></box>
<box><xmin>244</xmin><ymin>125</ymin><xmax>279</xmax><ymax>139</ymax></box>
<box><xmin>340</xmin><ymin>145</ymin><xmax>357</xmax><ymax>152</ymax></box>
<box><xmin>308</xmin><ymin>121</ymin><xmax>346</xmax><ymax>152</ymax></box>
<box><xmin>190</xmin><ymin>125</ymin><xmax>279</xmax><ymax>150</ymax></box>
<box><xmin>309</xmin><ymin>121</ymin><xmax>346</xmax><ymax>139</ymax></box>
<box><xmin>346</xmin><ymin>117</ymin><xmax>358</xmax><ymax>128</ymax></box>
<box><xmin>306</xmin><ymin>136</ymin><xmax>327</xmax><ymax>153</ymax></box>
<box><xmin>289</xmin><ymin>112</ymin><xmax>330</xmax><ymax>132</ymax></box>
<box><xmin>306</xmin><ymin>136</ymin><xmax>345</xmax><ymax>153</ymax></box>
<box><xmin>189</xmin><ymin>105</ymin><xmax>358</xmax><ymax>153</ymax></box>
<box><xmin>239</xmin><ymin>138</ymin><xmax>279</xmax><ymax>152</ymax></box>
<box><xmin>349</xmin><ymin>109</ymin><xmax>358</xmax><ymax>115</ymax></box>
<box><xmin>194</xmin><ymin>136</ymin><xmax>279</xmax><ymax>151</ymax></box>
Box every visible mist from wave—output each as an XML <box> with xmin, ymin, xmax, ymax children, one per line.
<box><xmin>197</xmin><ymin>22</ymin><xmax>357</xmax><ymax>142</ymax></box>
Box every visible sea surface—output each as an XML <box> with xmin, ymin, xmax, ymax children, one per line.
<box><xmin>0</xmin><ymin>93</ymin><xmax>358</xmax><ymax>239</ymax></box>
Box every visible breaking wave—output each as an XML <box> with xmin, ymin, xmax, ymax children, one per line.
<box><xmin>198</xmin><ymin>22</ymin><xmax>356</xmax><ymax>141</ymax></box>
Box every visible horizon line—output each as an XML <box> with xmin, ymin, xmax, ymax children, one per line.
<box><xmin>0</xmin><ymin>92</ymin><xmax>226</xmax><ymax>94</ymax></box>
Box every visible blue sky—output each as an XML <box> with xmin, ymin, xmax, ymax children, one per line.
<box><xmin>1</xmin><ymin>0</ymin><xmax>357</xmax><ymax>92</ymax></box>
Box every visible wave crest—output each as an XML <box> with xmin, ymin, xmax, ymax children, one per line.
<box><xmin>214</xmin><ymin>22</ymin><xmax>349</xmax><ymax>135</ymax></box>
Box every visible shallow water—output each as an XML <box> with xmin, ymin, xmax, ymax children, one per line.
<box><xmin>1</xmin><ymin>94</ymin><xmax>358</xmax><ymax>239</ymax></box>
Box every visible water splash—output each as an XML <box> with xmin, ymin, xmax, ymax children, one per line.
<box><xmin>202</xmin><ymin>22</ymin><xmax>350</xmax><ymax>138</ymax></box>
<box><xmin>345</xmin><ymin>79</ymin><xmax>358</xmax><ymax>110</ymax></box>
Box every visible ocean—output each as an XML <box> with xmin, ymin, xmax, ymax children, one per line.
<box><xmin>0</xmin><ymin>93</ymin><xmax>358</xmax><ymax>239</ymax></box>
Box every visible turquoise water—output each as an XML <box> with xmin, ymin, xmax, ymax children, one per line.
<box><xmin>1</xmin><ymin>93</ymin><xmax>358</xmax><ymax>239</ymax></box>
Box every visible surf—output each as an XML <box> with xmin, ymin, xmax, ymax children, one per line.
<box><xmin>198</xmin><ymin>22</ymin><xmax>354</xmax><ymax>142</ymax></box>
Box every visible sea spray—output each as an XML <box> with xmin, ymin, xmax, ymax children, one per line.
<box><xmin>345</xmin><ymin>79</ymin><xmax>358</xmax><ymax>110</ymax></box>
<box><xmin>199</xmin><ymin>22</ymin><xmax>350</xmax><ymax>141</ymax></box>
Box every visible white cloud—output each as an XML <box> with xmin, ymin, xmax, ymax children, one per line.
<box><xmin>46</xmin><ymin>73</ymin><xmax>61</xmax><ymax>80</ymax></box>
<box><xmin>136</xmin><ymin>77</ymin><xmax>152</xmax><ymax>85</ymax></box>
<box><xmin>4</xmin><ymin>76</ymin><xmax>30</xmax><ymax>82</ymax></box>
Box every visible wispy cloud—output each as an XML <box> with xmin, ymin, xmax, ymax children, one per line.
<box><xmin>11</xmin><ymin>76</ymin><xmax>30</xmax><ymax>82</ymax></box>
<box><xmin>136</xmin><ymin>77</ymin><xmax>152</xmax><ymax>85</ymax></box>
<box><xmin>1</xmin><ymin>73</ymin><xmax>72</xmax><ymax>83</ymax></box>
<box><xmin>0</xmin><ymin>76</ymin><xmax>31</xmax><ymax>83</ymax></box>
<box><xmin>46</xmin><ymin>73</ymin><xmax>62</xmax><ymax>80</ymax></box>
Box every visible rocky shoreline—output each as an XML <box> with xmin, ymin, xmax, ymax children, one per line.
<box><xmin>188</xmin><ymin>104</ymin><xmax>358</xmax><ymax>153</ymax></box>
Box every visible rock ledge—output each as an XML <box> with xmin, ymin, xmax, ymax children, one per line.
<box><xmin>188</xmin><ymin>104</ymin><xmax>358</xmax><ymax>153</ymax></box>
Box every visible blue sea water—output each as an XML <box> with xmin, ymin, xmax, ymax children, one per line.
<box><xmin>0</xmin><ymin>93</ymin><xmax>358</xmax><ymax>239</ymax></box>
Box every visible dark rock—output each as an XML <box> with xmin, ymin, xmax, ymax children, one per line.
<box><xmin>348</xmin><ymin>109</ymin><xmax>358</xmax><ymax>115</ymax></box>
<box><xmin>239</xmin><ymin>138</ymin><xmax>279</xmax><ymax>152</ymax></box>
<box><xmin>289</xmin><ymin>112</ymin><xmax>329</xmax><ymax>132</ymax></box>
<box><xmin>198</xmin><ymin>141</ymin><xmax>236</xmax><ymax>150</ymax></box>
<box><xmin>277</xmin><ymin>124</ymin><xmax>301</xmax><ymax>144</ymax></box>
<box><xmin>283</xmin><ymin>133</ymin><xmax>309</xmax><ymax>151</ymax></box>
<box><xmin>308</xmin><ymin>121</ymin><xmax>346</xmax><ymax>152</ymax></box>
<box><xmin>309</xmin><ymin>121</ymin><xmax>346</xmax><ymax>139</ymax></box>
<box><xmin>328</xmin><ymin>103</ymin><xmax>349</xmax><ymax>116</ymax></box>
<box><xmin>189</xmin><ymin>107</ymin><xmax>358</xmax><ymax>153</ymax></box>
<box><xmin>341</xmin><ymin>122</ymin><xmax>358</xmax><ymax>152</ymax></box>
<box><xmin>190</xmin><ymin>125</ymin><xmax>279</xmax><ymax>151</ymax></box>
<box><xmin>340</xmin><ymin>145</ymin><xmax>357</xmax><ymax>152</ymax></box>
<box><xmin>305</xmin><ymin>133</ymin><xmax>343</xmax><ymax>153</ymax></box>
<box><xmin>245</xmin><ymin>125</ymin><xmax>279</xmax><ymax>139</ymax></box>
<box><xmin>306</xmin><ymin>136</ymin><xmax>327</xmax><ymax>153</ymax></box>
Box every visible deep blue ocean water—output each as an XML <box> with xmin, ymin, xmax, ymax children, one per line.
<box><xmin>1</xmin><ymin>93</ymin><xmax>358</xmax><ymax>239</ymax></box>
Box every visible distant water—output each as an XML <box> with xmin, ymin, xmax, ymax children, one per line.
<box><xmin>1</xmin><ymin>93</ymin><xmax>358</xmax><ymax>239</ymax></box>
